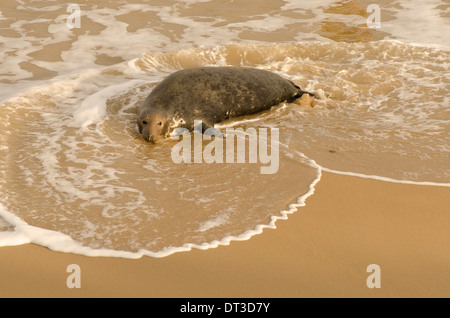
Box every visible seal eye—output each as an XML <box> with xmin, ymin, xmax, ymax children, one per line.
<box><xmin>157</xmin><ymin>122</ymin><xmax>162</xmax><ymax>126</ymax></box>
<box><xmin>142</xmin><ymin>120</ymin><xmax>147</xmax><ymax>125</ymax></box>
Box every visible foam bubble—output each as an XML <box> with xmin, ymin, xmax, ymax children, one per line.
<box><xmin>197</xmin><ymin>215</ymin><xmax>230</xmax><ymax>232</ymax></box>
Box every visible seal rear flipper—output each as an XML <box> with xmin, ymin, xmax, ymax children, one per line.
<box><xmin>288</xmin><ymin>89</ymin><xmax>315</xmax><ymax>103</ymax></box>
<box><xmin>294</xmin><ymin>92</ymin><xmax>314</xmax><ymax>107</ymax></box>
<box><xmin>288</xmin><ymin>81</ymin><xmax>315</xmax><ymax>102</ymax></box>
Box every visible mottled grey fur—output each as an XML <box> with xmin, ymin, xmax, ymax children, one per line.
<box><xmin>137</xmin><ymin>67</ymin><xmax>313</xmax><ymax>142</ymax></box>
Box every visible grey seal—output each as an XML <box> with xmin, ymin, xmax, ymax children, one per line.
<box><xmin>137</xmin><ymin>66</ymin><xmax>313</xmax><ymax>142</ymax></box>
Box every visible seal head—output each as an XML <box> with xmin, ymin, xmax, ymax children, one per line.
<box><xmin>137</xmin><ymin>108</ymin><xmax>170</xmax><ymax>142</ymax></box>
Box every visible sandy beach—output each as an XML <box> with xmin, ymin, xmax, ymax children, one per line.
<box><xmin>1</xmin><ymin>172</ymin><xmax>448</xmax><ymax>298</ymax></box>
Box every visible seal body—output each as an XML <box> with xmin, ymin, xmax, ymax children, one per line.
<box><xmin>137</xmin><ymin>67</ymin><xmax>312</xmax><ymax>142</ymax></box>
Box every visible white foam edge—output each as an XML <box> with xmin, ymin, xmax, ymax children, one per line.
<box><xmin>1</xmin><ymin>155</ymin><xmax>449</xmax><ymax>258</ymax></box>
<box><xmin>320</xmin><ymin>166</ymin><xmax>450</xmax><ymax>187</ymax></box>
<box><xmin>0</xmin><ymin>155</ymin><xmax>323</xmax><ymax>259</ymax></box>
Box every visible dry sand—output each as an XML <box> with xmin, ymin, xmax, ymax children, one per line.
<box><xmin>0</xmin><ymin>172</ymin><xmax>449</xmax><ymax>298</ymax></box>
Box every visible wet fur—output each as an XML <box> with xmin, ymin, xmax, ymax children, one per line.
<box><xmin>138</xmin><ymin>67</ymin><xmax>314</xmax><ymax>142</ymax></box>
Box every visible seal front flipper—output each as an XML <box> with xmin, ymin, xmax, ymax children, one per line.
<box><xmin>202</xmin><ymin>121</ymin><xmax>224</xmax><ymax>139</ymax></box>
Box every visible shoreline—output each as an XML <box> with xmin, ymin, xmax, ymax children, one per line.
<box><xmin>1</xmin><ymin>172</ymin><xmax>449</xmax><ymax>297</ymax></box>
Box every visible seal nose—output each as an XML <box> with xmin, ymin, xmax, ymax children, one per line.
<box><xmin>149</xmin><ymin>135</ymin><xmax>155</xmax><ymax>142</ymax></box>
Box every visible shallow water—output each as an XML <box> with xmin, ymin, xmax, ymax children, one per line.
<box><xmin>0</xmin><ymin>0</ymin><xmax>449</xmax><ymax>257</ymax></box>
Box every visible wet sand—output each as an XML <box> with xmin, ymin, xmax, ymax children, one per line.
<box><xmin>1</xmin><ymin>172</ymin><xmax>449</xmax><ymax>298</ymax></box>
